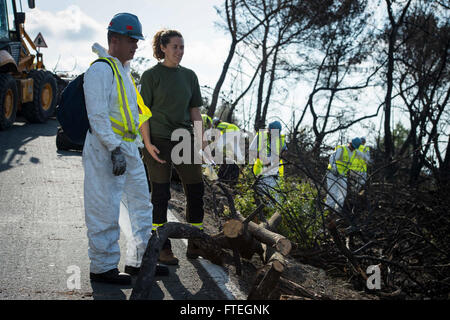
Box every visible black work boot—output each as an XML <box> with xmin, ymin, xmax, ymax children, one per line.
<box><xmin>89</xmin><ymin>268</ymin><xmax>131</xmax><ymax>285</ymax></box>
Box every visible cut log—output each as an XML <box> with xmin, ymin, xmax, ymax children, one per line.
<box><xmin>237</xmin><ymin>212</ymin><xmax>292</xmax><ymax>256</ymax></box>
<box><xmin>263</xmin><ymin>243</ymin><xmax>287</xmax><ymax>268</ymax></box>
<box><xmin>247</xmin><ymin>262</ymin><xmax>284</xmax><ymax>300</ymax></box>
<box><xmin>223</xmin><ymin>219</ymin><xmax>243</xmax><ymax>239</ymax></box>
<box><xmin>130</xmin><ymin>222</ymin><xmax>224</xmax><ymax>300</ymax></box>
<box><xmin>262</xmin><ymin>211</ymin><xmax>282</xmax><ymax>232</ymax></box>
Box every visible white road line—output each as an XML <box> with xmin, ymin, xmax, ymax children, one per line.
<box><xmin>167</xmin><ymin>210</ymin><xmax>247</xmax><ymax>300</ymax></box>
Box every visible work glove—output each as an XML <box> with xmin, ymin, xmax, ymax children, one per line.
<box><xmin>111</xmin><ymin>147</ymin><xmax>126</xmax><ymax>176</ymax></box>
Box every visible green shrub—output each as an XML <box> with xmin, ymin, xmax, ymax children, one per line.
<box><xmin>229</xmin><ymin>167</ymin><xmax>326</xmax><ymax>249</ymax></box>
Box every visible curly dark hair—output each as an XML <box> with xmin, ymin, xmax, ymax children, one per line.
<box><xmin>152</xmin><ymin>29</ymin><xmax>183</xmax><ymax>60</ymax></box>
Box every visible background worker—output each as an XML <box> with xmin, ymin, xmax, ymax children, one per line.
<box><xmin>83</xmin><ymin>13</ymin><xmax>166</xmax><ymax>285</ymax></box>
<box><xmin>212</xmin><ymin>117</ymin><xmax>244</xmax><ymax>164</ymax></box>
<box><xmin>249</xmin><ymin>121</ymin><xmax>287</xmax><ymax>200</ymax></box>
<box><xmin>349</xmin><ymin>136</ymin><xmax>371</xmax><ymax>190</ymax></box>
<box><xmin>326</xmin><ymin>138</ymin><xmax>362</xmax><ymax>214</ymax></box>
<box><xmin>140</xmin><ymin>29</ymin><xmax>205</xmax><ymax>266</ymax></box>
<box><xmin>202</xmin><ymin>114</ymin><xmax>212</xmax><ymax>130</ymax></box>
<box><xmin>212</xmin><ymin>118</ymin><xmax>239</xmax><ymax>133</ymax></box>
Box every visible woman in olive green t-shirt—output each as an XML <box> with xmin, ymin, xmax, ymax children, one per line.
<box><xmin>140</xmin><ymin>29</ymin><xmax>205</xmax><ymax>265</ymax></box>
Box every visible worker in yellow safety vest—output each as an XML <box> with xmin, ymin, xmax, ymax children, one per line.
<box><xmin>212</xmin><ymin>118</ymin><xmax>244</xmax><ymax>163</ymax></box>
<box><xmin>250</xmin><ymin>121</ymin><xmax>287</xmax><ymax>200</ymax></box>
<box><xmin>349</xmin><ymin>137</ymin><xmax>371</xmax><ymax>190</ymax></box>
<box><xmin>83</xmin><ymin>13</ymin><xmax>167</xmax><ymax>285</ymax></box>
<box><xmin>213</xmin><ymin>118</ymin><xmax>239</xmax><ymax>133</ymax></box>
<box><xmin>325</xmin><ymin>138</ymin><xmax>361</xmax><ymax>213</ymax></box>
<box><xmin>201</xmin><ymin>114</ymin><xmax>212</xmax><ymax>130</ymax></box>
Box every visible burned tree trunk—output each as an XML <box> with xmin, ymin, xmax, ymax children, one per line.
<box><xmin>130</xmin><ymin>222</ymin><xmax>224</xmax><ymax>300</ymax></box>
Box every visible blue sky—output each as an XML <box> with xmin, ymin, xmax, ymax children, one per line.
<box><xmin>23</xmin><ymin>0</ymin><xmax>228</xmax><ymax>87</ymax></box>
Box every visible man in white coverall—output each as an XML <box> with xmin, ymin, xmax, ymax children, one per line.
<box><xmin>83</xmin><ymin>13</ymin><xmax>167</xmax><ymax>285</ymax></box>
<box><xmin>325</xmin><ymin>138</ymin><xmax>362</xmax><ymax>214</ymax></box>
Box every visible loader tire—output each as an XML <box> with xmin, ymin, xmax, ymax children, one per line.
<box><xmin>0</xmin><ymin>74</ymin><xmax>18</xmax><ymax>131</ymax></box>
<box><xmin>22</xmin><ymin>70</ymin><xmax>57</xmax><ymax>123</ymax></box>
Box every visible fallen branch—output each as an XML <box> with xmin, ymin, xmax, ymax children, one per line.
<box><xmin>131</xmin><ymin>222</ymin><xmax>224</xmax><ymax>300</ymax></box>
<box><xmin>278</xmin><ymin>277</ymin><xmax>333</xmax><ymax>300</ymax></box>
<box><xmin>328</xmin><ymin>219</ymin><xmax>368</xmax><ymax>281</ymax></box>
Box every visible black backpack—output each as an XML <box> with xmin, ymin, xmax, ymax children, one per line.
<box><xmin>56</xmin><ymin>59</ymin><xmax>113</xmax><ymax>145</ymax></box>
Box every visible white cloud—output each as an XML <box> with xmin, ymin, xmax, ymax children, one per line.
<box><xmin>25</xmin><ymin>6</ymin><xmax>105</xmax><ymax>74</ymax></box>
<box><xmin>23</xmin><ymin>4</ymin><xmax>230</xmax><ymax>88</ymax></box>
<box><xmin>182</xmin><ymin>38</ymin><xmax>230</xmax><ymax>87</ymax></box>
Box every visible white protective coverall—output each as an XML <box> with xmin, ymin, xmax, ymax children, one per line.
<box><xmin>83</xmin><ymin>43</ymin><xmax>152</xmax><ymax>274</ymax></box>
<box><xmin>325</xmin><ymin>146</ymin><xmax>355</xmax><ymax>213</ymax></box>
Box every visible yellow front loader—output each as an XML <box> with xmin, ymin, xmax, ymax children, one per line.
<box><xmin>0</xmin><ymin>0</ymin><xmax>63</xmax><ymax>130</ymax></box>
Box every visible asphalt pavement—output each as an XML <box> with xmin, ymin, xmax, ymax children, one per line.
<box><xmin>0</xmin><ymin>118</ymin><xmax>246</xmax><ymax>300</ymax></box>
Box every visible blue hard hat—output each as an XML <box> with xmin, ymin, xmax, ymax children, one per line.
<box><xmin>268</xmin><ymin>121</ymin><xmax>282</xmax><ymax>131</ymax></box>
<box><xmin>352</xmin><ymin>138</ymin><xmax>362</xmax><ymax>149</ymax></box>
<box><xmin>108</xmin><ymin>13</ymin><xmax>144</xmax><ymax>40</ymax></box>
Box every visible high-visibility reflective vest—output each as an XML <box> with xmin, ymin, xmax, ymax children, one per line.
<box><xmin>253</xmin><ymin>132</ymin><xmax>286</xmax><ymax>177</ymax></box>
<box><xmin>217</xmin><ymin>122</ymin><xmax>239</xmax><ymax>133</ymax></box>
<box><xmin>350</xmin><ymin>145</ymin><xmax>370</xmax><ymax>173</ymax></box>
<box><xmin>132</xmin><ymin>77</ymin><xmax>152</xmax><ymax>128</ymax></box>
<box><xmin>202</xmin><ymin>114</ymin><xmax>212</xmax><ymax>128</ymax></box>
<box><xmin>97</xmin><ymin>57</ymin><xmax>151</xmax><ymax>142</ymax></box>
<box><xmin>328</xmin><ymin>145</ymin><xmax>356</xmax><ymax>176</ymax></box>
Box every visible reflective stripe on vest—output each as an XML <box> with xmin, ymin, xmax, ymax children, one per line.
<box><xmin>96</xmin><ymin>57</ymin><xmax>138</xmax><ymax>142</ymax></box>
<box><xmin>253</xmin><ymin>132</ymin><xmax>285</xmax><ymax>177</ymax></box>
<box><xmin>350</xmin><ymin>145</ymin><xmax>369</xmax><ymax>173</ymax></box>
